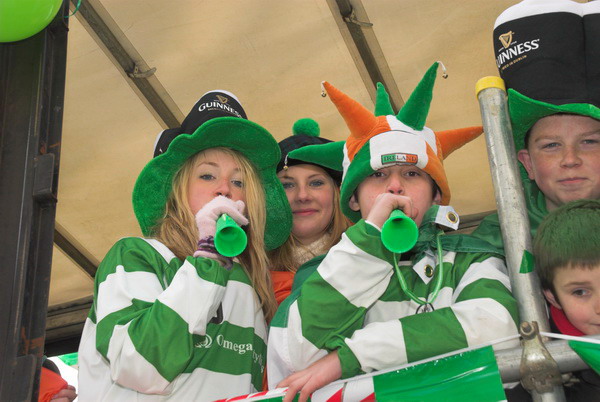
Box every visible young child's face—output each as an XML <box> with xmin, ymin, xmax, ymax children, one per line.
<box><xmin>517</xmin><ymin>115</ymin><xmax>600</xmax><ymax>211</ymax></box>
<box><xmin>350</xmin><ymin>165</ymin><xmax>439</xmax><ymax>226</ymax></box>
<box><xmin>187</xmin><ymin>148</ymin><xmax>246</xmax><ymax>215</ymax></box>
<box><xmin>544</xmin><ymin>264</ymin><xmax>600</xmax><ymax>335</ymax></box>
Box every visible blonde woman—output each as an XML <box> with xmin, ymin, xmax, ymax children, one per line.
<box><xmin>77</xmin><ymin>91</ymin><xmax>291</xmax><ymax>401</ymax></box>
<box><xmin>269</xmin><ymin>119</ymin><xmax>351</xmax><ymax>305</ymax></box>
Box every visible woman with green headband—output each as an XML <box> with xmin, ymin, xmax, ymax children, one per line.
<box><xmin>77</xmin><ymin>90</ymin><xmax>292</xmax><ymax>401</ymax></box>
<box><xmin>269</xmin><ymin>118</ymin><xmax>351</xmax><ymax>305</ymax></box>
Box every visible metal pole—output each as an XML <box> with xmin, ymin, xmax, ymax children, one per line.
<box><xmin>476</xmin><ymin>77</ymin><xmax>565</xmax><ymax>401</ymax></box>
<box><xmin>326</xmin><ymin>0</ymin><xmax>404</xmax><ymax>110</ymax></box>
<box><xmin>0</xmin><ymin>1</ymin><xmax>69</xmax><ymax>400</ymax></box>
<box><xmin>70</xmin><ymin>0</ymin><xmax>184</xmax><ymax>129</ymax></box>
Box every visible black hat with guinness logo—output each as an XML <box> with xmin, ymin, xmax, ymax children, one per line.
<box><xmin>153</xmin><ymin>90</ymin><xmax>247</xmax><ymax>157</ymax></box>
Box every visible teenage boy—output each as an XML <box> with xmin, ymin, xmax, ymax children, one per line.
<box><xmin>533</xmin><ymin>199</ymin><xmax>600</xmax><ymax>398</ymax></box>
<box><xmin>473</xmin><ymin>0</ymin><xmax>600</xmax><ymax>251</ymax></box>
<box><xmin>267</xmin><ymin>63</ymin><xmax>520</xmax><ymax>402</ymax></box>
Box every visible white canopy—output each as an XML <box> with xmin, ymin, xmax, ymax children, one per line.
<box><xmin>48</xmin><ymin>0</ymin><xmax>519</xmax><ymax>339</ymax></box>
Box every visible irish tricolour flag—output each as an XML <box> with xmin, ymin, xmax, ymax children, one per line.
<box><xmin>214</xmin><ymin>346</ymin><xmax>506</xmax><ymax>402</ymax></box>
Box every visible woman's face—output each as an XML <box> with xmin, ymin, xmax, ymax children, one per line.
<box><xmin>278</xmin><ymin>164</ymin><xmax>335</xmax><ymax>245</ymax></box>
<box><xmin>187</xmin><ymin>149</ymin><xmax>245</xmax><ymax>215</ymax></box>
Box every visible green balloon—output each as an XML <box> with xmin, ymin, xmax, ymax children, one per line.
<box><xmin>0</xmin><ymin>0</ymin><xmax>63</xmax><ymax>43</ymax></box>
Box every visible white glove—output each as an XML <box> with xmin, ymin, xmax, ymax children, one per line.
<box><xmin>193</xmin><ymin>196</ymin><xmax>248</xmax><ymax>268</ymax></box>
<box><xmin>194</xmin><ymin>195</ymin><xmax>248</xmax><ymax>239</ymax></box>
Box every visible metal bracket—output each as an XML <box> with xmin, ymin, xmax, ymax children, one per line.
<box><xmin>343</xmin><ymin>8</ymin><xmax>373</xmax><ymax>28</ymax></box>
<box><xmin>33</xmin><ymin>153</ymin><xmax>56</xmax><ymax>201</ymax></box>
<box><xmin>520</xmin><ymin>321</ymin><xmax>564</xmax><ymax>393</ymax></box>
<box><xmin>127</xmin><ymin>64</ymin><xmax>157</xmax><ymax>79</ymax></box>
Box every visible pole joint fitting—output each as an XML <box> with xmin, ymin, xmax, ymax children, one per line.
<box><xmin>519</xmin><ymin>321</ymin><xmax>563</xmax><ymax>393</ymax></box>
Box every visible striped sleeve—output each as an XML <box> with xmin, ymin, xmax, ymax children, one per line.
<box><xmin>267</xmin><ymin>221</ymin><xmax>395</xmax><ymax>387</ymax></box>
<box><xmin>342</xmin><ymin>253</ymin><xmax>520</xmax><ymax>377</ymax></box>
<box><xmin>93</xmin><ymin>237</ymin><xmax>229</xmax><ymax>394</ymax></box>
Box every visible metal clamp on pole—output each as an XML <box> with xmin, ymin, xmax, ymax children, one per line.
<box><xmin>476</xmin><ymin>77</ymin><xmax>565</xmax><ymax>401</ymax></box>
<box><xmin>520</xmin><ymin>322</ymin><xmax>564</xmax><ymax>399</ymax></box>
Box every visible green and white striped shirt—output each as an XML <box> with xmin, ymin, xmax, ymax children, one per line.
<box><xmin>78</xmin><ymin>237</ymin><xmax>267</xmax><ymax>401</ymax></box>
<box><xmin>268</xmin><ymin>219</ymin><xmax>520</xmax><ymax>388</ymax></box>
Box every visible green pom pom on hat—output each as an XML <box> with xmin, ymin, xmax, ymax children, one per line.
<box><xmin>293</xmin><ymin>118</ymin><xmax>320</xmax><ymax>137</ymax></box>
<box><xmin>277</xmin><ymin>118</ymin><xmax>338</xmax><ymax>177</ymax></box>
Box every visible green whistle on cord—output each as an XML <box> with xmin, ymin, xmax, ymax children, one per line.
<box><xmin>380</xmin><ymin>210</ymin><xmax>419</xmax><ymax>254</ymax></box>
<box><xmin>214</xmin><ymin>214</ymin><xmax>248</xmax><ymax>257</ymax></box>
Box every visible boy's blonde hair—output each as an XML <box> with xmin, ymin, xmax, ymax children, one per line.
<box><xmin>533</xmin><ymin>199</ymin><xmax>600</xmax><ymax>292</ymax></box>
<box><xmin>155</xmin><ymin>147</ymin><xmax>277</xmax><ymax>321</ymax></box>
<box><xmin>269</xmin><ymin>180</ymin><xmax>351</xmax><ymax>271</ymax></box>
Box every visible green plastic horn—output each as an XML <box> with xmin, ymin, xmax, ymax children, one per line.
<box><xmin>214</xmin><ymin>214</ymin><xmax>247</xmax><ymax>257</ymax></box>
<box><xmin>381</xmin><ymin>210</ymin><xmax>419</xmax><ymax>253</ymax></box>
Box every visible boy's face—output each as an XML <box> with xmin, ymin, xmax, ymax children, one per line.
<box><xmin>517</xmin><ymin>115</ymin><xmax>600</xmax><ymax>211</ymax></box>
<box><xmin>544</xmin><ymin>264</ymin><xmax>600</xmax><ymax>335</ymax></box>
<box><xmin>349</xmin><ymin>165</ymin><xmax>440</xmax><ymax>226</ymax></box>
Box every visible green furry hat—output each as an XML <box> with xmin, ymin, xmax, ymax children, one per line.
<box><xmin>132</xmin><ymin>90</ymin><xmax>292</xmax><ymax>250</ymax></box>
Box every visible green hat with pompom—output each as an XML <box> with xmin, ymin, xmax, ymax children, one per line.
<box><xmin>277</xmin><ymin>118</ymin><xmax>342</xmax><ymax>183</ymax></box>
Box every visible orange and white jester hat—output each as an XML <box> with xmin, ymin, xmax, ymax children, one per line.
<box><xmin>325</xmin><ymin>62</ymin><xmax>483</xmax><ymax>222</ymax></box>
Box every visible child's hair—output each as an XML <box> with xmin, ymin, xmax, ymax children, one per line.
<box><xmin>269</xmin><ymin>180</ymin><xmax>351</xmax><ymax>272</ymax></box>
<box><xmin>155</xmin><ymin>147</ymin><xmax>277</xmax><ymax>321</ymax></box>
<box><xmin>533</xmin><ymin>199</ymin><xmax>600</xmax><ymax>291</ymax></box>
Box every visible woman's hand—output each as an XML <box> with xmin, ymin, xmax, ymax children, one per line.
<box><xmin>193</xmin><ymin>196</ymin><xmax>248</xmax><ymax>266</ymax></box>
<box><xmin>50</xmin><ymin>385</ymin><xmax>77</xmax><ymax>402</ymax></box>
<box><xmin>278</xmin><ymin>351</ymin><xmax>342</xmax><ymax>402</ymax></box>
<box><xmin>194</xmin><ymin>195</ymin><xmax>248</xmax><ymax>240</ymax></box>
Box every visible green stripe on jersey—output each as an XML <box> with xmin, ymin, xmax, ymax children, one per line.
<box><xmin>455</xmin><ymin>278</ymin><xmax>519</xmax><ymax>326</ymax></box>
<box><xmin>188</xmin><ymin>321</ymin><xmax>267</xmax><ymax>391</ymax></box>
<box><xmin>94</xmin><ymin>238</ymin><xmax>169</xmax><ymax>286</ymax></box>
<box><xmin>401</xmin><ymin>306</ymin><xmax>467</xmax><ymax>362</ymax></box>
<box><xmin>96</xmin><ymin>238</ymin><xmax>253</xmax><ymax>291</ymax></box>
<box><xmin>88</xmin><ymin>304</ymin><xmax>97</xmax><ymax>324</ymax></box>
<box><xmin>345</xmin><ymin>220</ymin><xmax>393</xmax><ymax>263</ymax></box>
<box><xmin>298</xmin><ymin>270</ymin><xmax>366</xmax><ymax>350</ymax></box>
<box><xmin>97</xmin><ymin>298</ymin><xmax>266</xmax><ymax>387</ymax></box>
<box><xmin>270</xmin><ymin>256</ymin><xmax>323</xmax><ymax>329</ymax></box>
<box><xmin>96</xmin><ymin>298</ymin><xmax>193</xmax><ymax>381</ymax></box>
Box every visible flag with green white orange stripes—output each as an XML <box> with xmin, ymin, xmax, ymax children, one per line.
<box><xmin>216</xmin><ymin>346</ymin><xmax>506</xmax><ymax>402</ymax></box>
